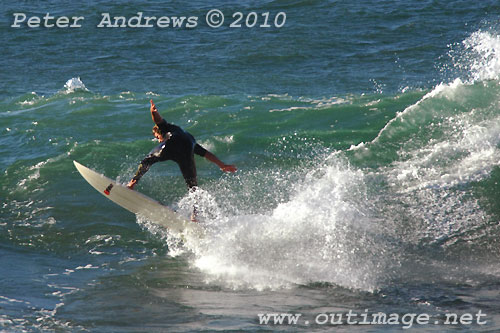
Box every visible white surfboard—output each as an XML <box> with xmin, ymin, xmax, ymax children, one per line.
<box><xmin>73</xmin><ymin>160</ymin><xmax>203</xmax><ymax>238</ymax></box>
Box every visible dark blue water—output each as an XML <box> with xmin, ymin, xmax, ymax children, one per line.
<box><xmin>2</xmin><ymin>1</ymin><xmax>500</xmax><ymax>331</ymax></box>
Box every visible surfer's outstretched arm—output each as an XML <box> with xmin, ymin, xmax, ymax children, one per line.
<box><xmin>150</xmin><ymin>99</ymin><xmax>163</xmax><ymax>125</ymax></box>
<box><xmin>127</xmin><ymin>154</ymin><xmax>161</xmax><ymax>189</ymax></box>
<box><xmin>204</xmin><ymin>151</ymin><xmax>237</xmax><ymax>173</ymax></box>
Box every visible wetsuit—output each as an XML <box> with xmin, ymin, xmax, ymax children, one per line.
<box><xmin>132</xmin><ymin>120</ymin><xmax>207</xmax><ymax>189</ymax></box>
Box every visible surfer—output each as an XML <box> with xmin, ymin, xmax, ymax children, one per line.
<box><xmin>127</xmin><ymin>100</ymin><xmax>236</xmax><ymax>220</ymax></box>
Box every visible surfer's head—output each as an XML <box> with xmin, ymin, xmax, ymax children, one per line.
<box><xmin>152</xmin><ymin>125</ymin><xmax>166</xmax><ymax>142</ymax></box>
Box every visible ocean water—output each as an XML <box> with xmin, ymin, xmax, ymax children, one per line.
<box><xmin>2</xmin><ymin>1</ymin><xmax>500</xmax><ymax>331</ymax></box>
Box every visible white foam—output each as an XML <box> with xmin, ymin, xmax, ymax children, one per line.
<box><xmin>376</xmin><ymin>109</ymin><xmax>500</xmax><ymax>246</ymax></box>
<box><xmin>362</xmin><ymin>31</ymin><xmax>500</xmax><ymax>245</ymax></box>
<box><xmin>17</xmin><ymin>154</ymin><xmax>68</xmax><ymax>189</ymax></box>
<box><xmin>214</xmin><ymin>135</ymin><xmax>234</xmax><ymax>144</ymax></box>
<box><xmin>63</xmin><ymin>77</ymin><xmax>88</xmax><ymax>93</ymax></box>
<box><xmin>188</xmin><ymin>157</ymin><xmax>389</xmax><ymax>291</ymax></box>
<box><xmin>267</xmin><ymin>96</ymin><xmax>349</xmax><ymax>112</ymax></box>
<box><xmin>269</xmin><ymin>106</ymin><xmax>311</xmax><ymax>112</ymax></box>
<box><xmin>462</xmin><ymin>30</ymin><xmax>500</xmax><ymax>82</ymax></box>
<box><xmin>19</xmin><ymin>92</ymin><xmax>42</xmax><ymax>106</ymax></box>
<box><xmin>0</xmin><ymin>296</ymin><xmax>26</xmax><ymax>304</ymax></box>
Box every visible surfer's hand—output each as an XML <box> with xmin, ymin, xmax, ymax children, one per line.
<box><xmin>150</xmin><ymin>99</ymin><xmax>157</xmax><ymax>113</ymax></box>
<box><xmin>221</xmin><ymin>164</ymin><xmax>237</xmax><ymax>173</ymax></box>
<box><xmin>150</xmin><ymin>99</ymin><xmax>164</xmax><ymax>124</ymax></box>
<box><xmin>127</xmin><ymin>179</ymin><xmax>137</xmax><ymax>189</ymax></box>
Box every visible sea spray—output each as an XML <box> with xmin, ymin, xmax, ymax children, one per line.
<box><xmin>183</xmin><ymin>155</ymin><xmax>394</xmax><ymax>291</ymax></box>
<box><xmin>451</xmin><ymin>30</ymin><xmax>500</xmax><ymax>82</ymax></box>
<box><xmin>63</xmin><ymin>77</ymin><xmax>88</xmax><ymax>94</ymax></box>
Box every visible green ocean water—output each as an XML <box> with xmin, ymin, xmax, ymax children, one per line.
<box><xmin>2</xmin><ymin>0</ymin><xmax>500</xmax><ymax>331</ymax></box>
<box><xmin>3</xmin><ymin>79</ymin><xmax>500</xmax><ymax>331</ymax></box>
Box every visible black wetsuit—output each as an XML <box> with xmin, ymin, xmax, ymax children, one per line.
<box><xmin>132</xmin><ymin>120</ymin><xmax>207</xmax><ymax>188</ymax></box>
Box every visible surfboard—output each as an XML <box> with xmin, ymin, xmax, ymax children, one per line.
<box><xmin>73</xmin><ymin>160</ymin><xmax>203</xmax><ymax>238</ymax></box>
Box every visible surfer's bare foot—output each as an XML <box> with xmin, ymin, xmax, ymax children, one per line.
<box><xmin>190</xmin><ymin>212</ymin><xmax>198</xmax><ymax>223</ymax></box>
<box><xmin>127</xmin><ymin>179</ymin><xmax>137</xmax><ymax>189</ymax></box>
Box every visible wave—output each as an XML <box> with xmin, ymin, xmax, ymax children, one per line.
<box><xmin>4</xmin><ymin>29</ymin><xmax>500</xmax><ymax>293</ymax></box>
<box><xmin>170</xmin><ymin>29</ymin><xmax>500</xmax><ymax>292</ymax></box>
